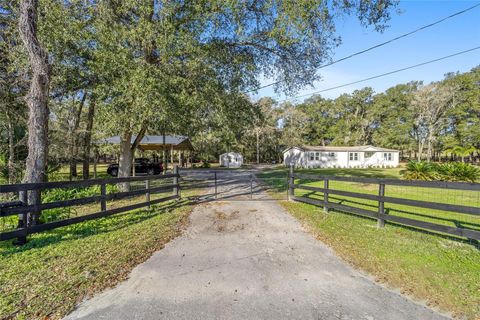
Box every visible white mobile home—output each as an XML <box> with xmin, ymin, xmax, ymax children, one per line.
<box><xmin>283</xmin><ymin>145</ymin><xmax>399</xmax><ymax>168</ymax></box>
<box><xmin>219</xmin><ymin>152</ymin><xmax>243</xmax><ymax>168</ymax></box>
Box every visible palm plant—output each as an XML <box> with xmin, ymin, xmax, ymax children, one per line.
<box><xmin>411</xmin><ymin>161</ymin><xmax>480</xmax><ymax>182</ymax></box>
<box><xmin>445</xmin><ymin>145</ymin><xmax>477</xmax><ymax>163</ymax></box>
<box><xmin>448</xmin><ymin>162</ymin><xmax>480</xmax><ymax>183</ymax></box>
<box><xmin>403</xmin><ymin>161</ymin><xmax>436</xmax><ymax>181</ymax></box>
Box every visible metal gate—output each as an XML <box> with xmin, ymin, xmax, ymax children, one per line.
<box><xmin>180</xmin><ymin>169</ymin><xmax>289</xmax><ymax>201</ymax></box>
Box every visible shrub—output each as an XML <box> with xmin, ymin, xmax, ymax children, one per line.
<box><xmin>438</xmin><ymin>162</ymin><xmax>480</xmax><ymax>183</ymax></box>
<box><xmin>40</xmin><ymin>184</ymin><xmax>119</xmax><ymax>223</ymax></box>
<box><xmin>404</xmin><ymin>161</ymin><xmax>480</xmax><ymax>183</ymax></box>
<box><xmin>403</xmin><ymin>161</ymin><xmax>436</xmax><ymax>181</ymax></box>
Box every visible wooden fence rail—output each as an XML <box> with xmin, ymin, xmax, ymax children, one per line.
<box><xmin>288</xmin><ymin>167</ymin><xmax>480</xmax><ymax>241</ymax></box>
<box><xmin>0</xmin><ymin>166</ymin><xmax>180</xmax><ymax>244</ymax></box>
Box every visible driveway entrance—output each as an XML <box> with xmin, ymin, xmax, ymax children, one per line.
<box><xmin>66</xmin><ymin>171</ymin><xmax>448</xmax><ymax>320</ymax></box>
<box><xmin>181</xmin><ymin>169</ymin><xmax>288</xmax><ymax>201</ymax></box>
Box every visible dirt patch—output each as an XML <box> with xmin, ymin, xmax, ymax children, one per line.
<box><xmin>213</xmin><ymin>209</ymin><xmax>243</xmax><ymax>232</ymax></box>
<box><xmin>215</xmin><ymin>211</ymin><xmax>227</xmax><ymax>220</ymax></box>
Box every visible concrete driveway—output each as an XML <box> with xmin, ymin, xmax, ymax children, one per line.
<box><xmin>66</xmin><ymin>172</ymin><xmax>448</xmax><ymax>320</ymax></box>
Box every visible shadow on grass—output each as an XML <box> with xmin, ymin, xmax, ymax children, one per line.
<box><xmin>0</xmin><ymin>198</ymin><xmax>194</xmax><ymax>257</ymax></box>
<box><xmin>297</xmin><ymin>193</ymin><xmax>480</xmax><ymax>249</ymax></box>
<box><xmin>296</xmin><ymin>191</ymin><xmax>480</xmax><ymax>229</ymax></box>
<box><xmin>258</xmin><ymin>168</ymin><xmax>397</xmax><ymax>194</ymax></box>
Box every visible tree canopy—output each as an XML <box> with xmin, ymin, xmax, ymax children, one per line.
<box><xmin>0</xmin><ymin>0</ymin><xmax>400</xmax><ymax>184</ymax></box>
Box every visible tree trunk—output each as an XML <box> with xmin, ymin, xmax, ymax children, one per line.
<box><xmin>256</xmin><ymin>130</ymin><xmax>260</xmax><ymax>164</ymax></box>
<box><xmin>118</xmin><ymin>132</ymin><xmax>133</xmax><ymax>191</ymax></box>
<box><xmin>93</xmin><ymin>147</ymin><xmax>98</xmax><ymax>178</ymax></box>
<box><xmin>118</xmin><ymin>127</ymin><xmax>146</xmax><ymax>191</ymax></box>
<box><xmin>82</xmin><ymin>95</ymin><xmax>95</xmax><ymax>179</ymax></box>
<box><xmin>426</xmin><ymin>129</ymin><xmax>435</xmax><ymax>162</ymax></box>
<box><xmin>19</xmin><ymin>0</ymin><xmax>50</xmax><ymax>226</ymax></box>
<box><xmin>417</xmin><ymin>141</ymin><xmax>424</xmax><ymax>162</ymax></box>
<box><xmin>426</xmin><ymin>141</ymin><xmax>431</xmax><ymax>162</ymax></box>
<box><xmin>68</xmin><ymin>93</ymin><xmax>86</xmax><ymax>179</ymax></box>
<box><xmin>6</xmin><ymin>110</ymin><xmax>15</xmax><ymax>184</ymax></box>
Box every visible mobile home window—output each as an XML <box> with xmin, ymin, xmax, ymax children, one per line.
<box><xmin>327</xmin><ymin>152</ymin><xmax>336</xmax><ymax>157</ymax></box>
<box><xmin>315</xmin><ymin>152</ymin><xmax>320</xmax><ymax>160</ymax></box>
<box><xmin>383</xmin><ymin>152</ymin><xmax>392</xmax><ymax>161</ymax></box>
<box><xmin>309</xmin><ymin>152</ymin><xmax>315</xmax><ymax>161</ymax></box>
<box><xmin>349</xmin><ymin>152</ymin><xmax>359</xmax><ymax>161</ymax></box>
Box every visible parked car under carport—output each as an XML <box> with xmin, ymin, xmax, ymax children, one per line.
<box><xmin>107</xmin><ymin>158</ymin><xmax>163</xmax><ymax>177</ymax></box>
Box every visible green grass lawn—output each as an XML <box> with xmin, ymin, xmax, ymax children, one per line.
<box><xmin>259</xmin><ymin>166</ymin><xmax>480</xmax><ymax>319</ymax></box>
<box><xmin>0</xmin><ymin>195</ymin><xmax>196</xmax><ymax>320</ymax></box>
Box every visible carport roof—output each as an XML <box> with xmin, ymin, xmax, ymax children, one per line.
<box><xmin>101</xmin><ymin>135</ymin><xmax>194</xmax><ymax>151</ymax></box>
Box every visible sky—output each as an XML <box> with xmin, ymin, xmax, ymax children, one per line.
<box><xmin>250</xmin><ymin>0</ymin><xmax>480</xmax><ymax>103</ymax></box>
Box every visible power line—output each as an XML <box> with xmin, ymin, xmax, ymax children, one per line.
<box><xmin>277</xmin><ymin>46</ymin><xmax>480</xmax><ymax>103</ymax></box>
<box><xmin>247</xmin><ymin>2</ymin><xmax>480</xmax><ymax>93</ymax></box>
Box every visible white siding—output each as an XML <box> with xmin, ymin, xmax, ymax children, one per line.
<box><xmin>284</xmin><ymin>148</ymin><xmax>399</xmax><ymax>168</ymax></box>
<box><xmin>283</xmin><ymin>147</ymin><xmax>307</xmax><ymax>168</ymax></box>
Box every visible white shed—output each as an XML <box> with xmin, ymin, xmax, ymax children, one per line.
<box><xmin>283</xmin><ymin>145</ymin><xmax>400</xmax><ymax>168</ymax></box>
<box><xmin>219</xmin><ymin>152</ymin><xmax>243</xmax><ymax>168</ymax></box>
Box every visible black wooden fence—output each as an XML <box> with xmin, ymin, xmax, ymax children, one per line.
<box><xmin>288</xmin><ymin>166</ymin><xmax>480</xmax><ymax>241</ymax></box>
<box><xmin>0</xmin><ymin>167</ymin><xmax>180</xmax><ymax>244</ymax></box>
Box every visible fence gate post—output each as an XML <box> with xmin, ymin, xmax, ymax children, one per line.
<box><xmin>377</xmin><ymin>183</ymin><xmax>386</xmax><ymax>228</ymax></box>
<box><xmin>100</xmin><ymin>183</ymin><xmax>107</xmax><ymax>212</ymax></box>
<box><xmin>323</xmin><ymin>178</ymin><xmax>329</xmax><ymax>213</ymax></box>
<box><xmin>214</xmin><ymin>172</ymin><xmax>217</xmax><ymax>199</ymax></box>
<box><xmin>250</xmin><ymin>173</ymin><xmax>253</xmax><ymax>199</ymax></box>
<box><xmin>145</xmin><ymin>179</ymin><xmax>151</xmax><ymax>209</ymax></box>
<box><xmin>288</xmin><ymin>165</ymin><xmax>294</xmax><ymax>200</ymax></box>
<box><xmin>173</xmin><ymin>165</ymin><xmax>179</xmax><ymax>199</ymax></box>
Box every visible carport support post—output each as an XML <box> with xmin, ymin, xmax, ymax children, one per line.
<box><xmin>145</xmin><ymin>179</ymin><xmax>151</xmax><ymax>209</ymax></box>
<box><xmin>323</xmin><ymin>179</ymin><xmax>329</xmax><ymax>213</ymax></box>
<box><xmin>377</xmin><ymin>183</ymin><xmax>386</xmax><ymax>228</ymax></box>
<box><xmin>173</xmin><ymin>165</ymin><xmax>180</xmax><ymax>199</ymax></box>
<box><xmin>288</xmin><ymin>165</ymin><xmax>294</xmax><ymax>200</ymax></box>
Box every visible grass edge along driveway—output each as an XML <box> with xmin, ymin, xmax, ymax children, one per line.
<box><xmin>259</xmin><ymin>167</ymin><xmax>480</xmax><ymax>320</ymax></box>
<box><xmin>0</xmin><ymin>199</ymin><xmax>194</xmax><ymax>320</ymax></box>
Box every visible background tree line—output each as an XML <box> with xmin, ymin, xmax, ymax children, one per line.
<box><xmin>287</xmin><ymin>66</ymin><xmax>480</xmax><ymax>162</ymax></box>
<box><xmin>202</xmin><ymin>66</ymin><xmax>479</xmax><ymax>165</ymax></box>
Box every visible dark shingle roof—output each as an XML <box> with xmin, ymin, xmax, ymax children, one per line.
<box><xmin>284</xmin><ymin>145</ymin><xmax>399</xmax><ymax>153</ymax></box>
<box><xmin>102</xmin><ymin>135</ymin><xmax>189</xmax><ymax>145</ymax></box>
<box><xmin>101</xmin><ymin>135</ymin><xmax>194</xmax><ymax>151</ymax></box>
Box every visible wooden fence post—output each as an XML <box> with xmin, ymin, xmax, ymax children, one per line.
<box><xmin>15</xmin><ymin>191</ymin><xmax>28</xmax><ymax>245</ymax></box>
<box><xmin>173</xmin><ymin>165</ymin><xmax>179</xmax><ymax>199</ymax></box>
<box><xmin>288</xmin><ymin>165</ymin><xmax>294</xmax><ymax>200</ymax></box>
<box><xmin>100</xmin><ymin>183</ymin><xmax>107</xmax><ymax>212</ymax></box>
<box><xmin>214</xmin><ymin>171</ymin><xmax>217</xmax><ymax>199</ymax></box>
<box><xmin>323</xmin><ymin>178</ymin><xmax>329</xmax><ymax>213</ymax></box>
<box><xmin>377</xmin><ymin>183</ymin><xmax>385</xmax><ymax>228</ymax></box>
<box><xmin>29</xmin><ymin>190</ymin><xmax>42</xmax><ymax>226</ymax></box>
<box><xmin>145</xmin><ymin>179</ymin><xmax>151</xmax><ymax>209</ymax></box>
